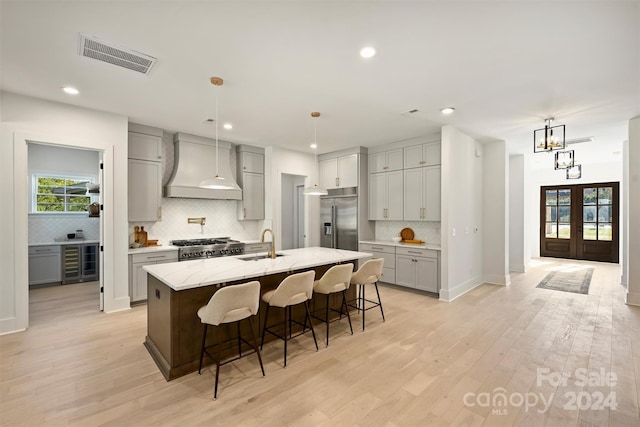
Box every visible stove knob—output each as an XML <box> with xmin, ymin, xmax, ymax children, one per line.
<box><xmin>220</xmin><ymin>249</ymin><xmax>227</xmax><ymax>255</ymax></box>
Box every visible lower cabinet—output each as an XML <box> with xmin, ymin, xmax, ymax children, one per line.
<box><xmin>29</xmin><ymin>245</ymin><xmax>61</xmax><ymax>286</ymax></box>
<box><xmin>359</xmin><ymin>242</ymin><xmax>440</xmax><ymax>294</ymax></box>
<box><xmin>359</xmin><ymin>243</ymin><xmax>396</xmax><ymax>284</ymax></box>
<box><xmin>129</xmin><ymin>250</ymin><xmax>179</xmax><ymax>302</ymax></box>
<box><xmin>395</xmin><ymin>247</ymin><xmax>439</xmax><ymax>293</ymax></box>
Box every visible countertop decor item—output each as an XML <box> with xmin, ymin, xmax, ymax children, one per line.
<box><xmin>400</xmin><ymin>228</ymin><xmax>414</xmax><ymax>241</ymax></box>
<box><xmin>88</xmin><ymin>202</ymin><xmax>100</xmax><ymax>217</ymax></box>
<box><xmin>391</xmin><ymin>236</ymin><xmax>402</xmax><ymax>243</ymax></box>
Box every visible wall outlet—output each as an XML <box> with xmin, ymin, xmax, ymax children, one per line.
<box><xmin>452</xmin><ymin>227</ymin><xmax>456</xmax><ymax>237</ymax></box>
<box><xmin>465</xmin><ymin>226</ymin><xmax>469</xmax><ymax>235</ymax></box>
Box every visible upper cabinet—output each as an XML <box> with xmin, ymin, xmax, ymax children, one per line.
<box><xmin>403</xmin><ymin>141</ymin><xmax>441</xmax><ymax>169</ymax></box>
<box><xmin>319</xmin><ymin>153</ymin><xmax>358</xmax><ymax>190</ymax></box>
<box><xmin>237</xmin><ymin>145</ymin><xmax>265</xmax><ymax>220</ymax></box>
<box><xmin>369</xmin><ymin>149</ymin><xmax>403</xmax><ymax>173</ymax></box>
<box><xmin>128</xmin><ymin>123</ymin><xmax>163</xmax><ymax>222</ymax></box>
<box><xmin>128</xmin><ymin>123</ymin><xmax>163</xmax><ymax>162</ymax></box>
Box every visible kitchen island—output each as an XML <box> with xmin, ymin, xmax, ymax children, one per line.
<box><xmin>143</xmin><ymin>247</ymin><xmax>372</xmax><ymax>380</ymax></box>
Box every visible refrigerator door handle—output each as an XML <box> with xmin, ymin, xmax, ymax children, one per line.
<box><xmin>331</xmin><ymin>205</ymin><xmax>337</xmax><ymax>248</ymax></box>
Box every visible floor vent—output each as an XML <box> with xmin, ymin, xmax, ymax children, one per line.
<box><xmin>78</xmin><ymin>34</ymin><xmax>156</xmax><ymax>75</ymax></box>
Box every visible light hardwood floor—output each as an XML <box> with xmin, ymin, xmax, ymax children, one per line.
<box><xmin>1</xmin><ymin>259</ymin><xmax>639</xmax><ymax>426</ymax></box>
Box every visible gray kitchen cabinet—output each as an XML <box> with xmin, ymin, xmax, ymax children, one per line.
<box><xmin>129</xmin><ymin>250</ymin><xmax>178</xmax><ymax>302</ymax></box>
<box><xmin>237</xmin><ymin>145</ymin><xmax>265</xmax><ymax>220</ymax></box>
<box><xmin>369</xmin><ymin>170</ymin><xmax>403</xmax><ymax>220</ymax></box>
<box><xmin>368</xmin><ymin>148</ymin><xmax>403</xmax><ymax>173</ymax></box>
<box><xmin>359</xmin><ymin>243</ymin><xmax>396</xmax><ymax>284</ymax></box>
<box><xmin>62</xmin><ymin>243</ymin><xmax>99</xmax><ymax>284</ymax></box>
<box><xmin>403</xmin><ymin>165</ymin><xmax>441</xmax><ymax>221</ymax></box>
<box><xmin>403</xmin><ymin>141</ymin><xmax>441</xmax><ymax>169</ymax></box>
<box><xmin>319</xmin><ymin>154</ymin><xmax>358</xmax><ymax>190</ymax></box>
<box><xmin>128</xmin><ymin>123</ymin><xmax>163</xmax><ymax>222</ymax></box>
<box><xmin>29</xmin><ymin>245</ymin><xmax>61</xmax><ymax>286</ymax></box>
<box><xmin>395</xmin><ymin>246</ymin><xmax>439</xmax><ymax>293</ymax></box>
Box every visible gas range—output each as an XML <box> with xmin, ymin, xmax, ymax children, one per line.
<box><xmin>171</xmin><ymin>237</ymin><xmax>244</xmax><ymax>261</ymax></box>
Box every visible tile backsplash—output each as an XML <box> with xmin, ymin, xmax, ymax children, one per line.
<box><xmin>375</xmin><ymin>221</ymin><xmax>441</xmax><ymax>245</ymax></box>
<box><xmin>130</xmin><ymin>197</ymin><xmax>261</xmax><ymax>245</ymax></box>
<box><xmin>29</xmin><ymin>214</ymin><xmax>100</xmax><ymax>243</ymax></box>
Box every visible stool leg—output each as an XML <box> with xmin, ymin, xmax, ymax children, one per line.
<box><xmin>342</xmin><ymin>290</ymin><xmax>353</xmax><ymax>335</ymax></box>
<box><xmin>260</xmin><ymin>304</ymin><xmax>270</xmax><ymax>350</ymax></box>
<box><xmin>214</xmin><ymin>325</ymin><xmax>221</xmax><ymax>400</ymax></box>
<box><xmin>283</xmin><ymin>306</ymin><xmax>288</xmax><ymax>368</ymax></box>
<box><xmin>374</xmin><ymin>282</ymin><xmax>385</xmax><ymax>322</ymax></box>
<box><xmin>288</xmin><ymin>306</ymin><xmax>293</xmax><ymax>339</ymax></box>
<box><xmin>304</xmin><ymin>301</ymin><xmax>319</xmax><ymax>351</ymax></box>
<box><xmin>198</xmin><ymin>324</ymin><xmax>207</xmax><ymax>374</ymax></box>
<box><xmin>325</xmin><ymin>294</ymin><xmax>330</xmax><ymax>347</ymax></box>
<box><xmin>248</xmin><ymin>316</ymin><xmax>265</xmax><ymax>377</ymax></box>
<box><xmin>237</xmin><ymin>322</ymin><xmax>242</xmax><ymax>358</ymax></box>
<box><xmin>362</xmin><ymin>284</ymin><xmax>366</xmax><ymax>331</ymax></box>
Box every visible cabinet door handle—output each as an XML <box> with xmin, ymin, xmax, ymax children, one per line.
<box><xmin>146</xmin><ymin>255</ymin><xmax>167</xmax><ymax>260</ymax></box>
<box><xmin>158</xmin><ymin>207</ymin><xmax>162</xmax><ymax>220</ymax></box>
<box><xmin>419</xmin><ymin>160</ymin><xmax>426</xmax><ymax>165</ymax></box>
<box><xmin>383</xmin><ymin>166</ymin><xmax>388</xmax><ymax>170</ymax></box>
<box><xmin>336</xmin><ymin>177</ymin><xmax>339</xmax><ymax>187</ymax></box>
<box><xmin>243</xmin><ymin>208</ymin><xmax>246</xmax><ymax>219</ymax></box>
<box><xmin>371</xmin><ymin>246</ymin><xmax>384</xmax><ymax>250</ymax></box>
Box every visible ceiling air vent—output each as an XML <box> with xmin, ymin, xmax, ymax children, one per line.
<box><xmin>566</xmin><ymin>136</ymin><xmax>594</xmax><ymax>145</ymax></box>
<box><xmin>78</xmin><ymin>34</ymin><xmax>156</xmax><ymax>75</ymax></box>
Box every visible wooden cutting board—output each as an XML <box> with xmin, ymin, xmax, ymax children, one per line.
<box><xmin>402</xmin><ymin>239</ymin><xmax>424</xmax><ymax>244</ymax></box>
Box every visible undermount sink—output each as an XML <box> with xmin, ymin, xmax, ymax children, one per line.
<box><xmin>239</xmin><ymin>253</ymin><xmax>286</xmax><ymax>261</ymax></box>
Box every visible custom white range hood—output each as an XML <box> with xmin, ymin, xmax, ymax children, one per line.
<box><xmin>164</xmin><ymin>132</ymin><xmax>242</xmax><ymax>200</ymax></box>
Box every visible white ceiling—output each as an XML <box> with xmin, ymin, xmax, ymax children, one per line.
<box><xmin>1</xmin><ymin>1</ymin><xmax>638</xmax><ymax>161</ymax></box>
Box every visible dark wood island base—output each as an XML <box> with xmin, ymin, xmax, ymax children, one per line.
<box><xmin>145</xmin><ymin>261</ymin><xmax>356</xmax><ymax>381</ymax></box>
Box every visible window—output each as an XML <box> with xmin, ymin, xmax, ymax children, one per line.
<box><xmin>33</xmin><ymin>174</ymin><xmax>94</xmax><ymax>213</ymax></box>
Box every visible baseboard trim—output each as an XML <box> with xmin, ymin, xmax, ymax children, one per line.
<box><xmin>483</xmin><ymin>274</ymin><xmax>511</xmax><ymax>286</ymax></box>
<box><xmin>509</xmin><ymin>264</ymin><xmax>526</xmax><ymax>273</ymax></box>
<box><xmin>625</xmin><ymin>291</ymin><xmax>640</xmax><ymax>307</ymax></box>
<box><xmin>439</xmin><ymin>277</ymin><xmax>484</xmax><ymax>302</ymax></box>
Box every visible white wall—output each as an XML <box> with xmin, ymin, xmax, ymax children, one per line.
<box><xmin>0</xmin><ymin>91</ymin><xmax>129</xmax><ymax>334</ymax></box>
<box><xmin>264</xmin><ymin>146</ymin><xmax>319</xmax><ymax>250</ymax></box>
<box><xmin>440</xmin><ymin>125</ymin><xmax>484</xmax><ymax>301</ymax></box>
<box><xmin>482</xmin><ymin>140</ymin><xmax>510</xmax><ymax>285</ymax></box>
<box><xmin>509</xmin><ymin>155</ymin><xmax>528</xmax><ymax>272</ymax></box>
<box><xmin>626</xmin><ymin>116</ymin><xmax>640</xmax><ymax>306</ymax></box>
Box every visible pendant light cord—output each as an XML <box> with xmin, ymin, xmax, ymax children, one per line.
<box><xmin>215</xmin><ymin>83</ymin><xmax>219</xmax><ymax>176</ymax></box>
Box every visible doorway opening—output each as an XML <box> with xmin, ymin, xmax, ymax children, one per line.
<box><xmin>540</xmin><ymin>182</ymin><xmax>619</xmax><ymax>263</ymax></box>
<box><xmin>280</xmin><ymin>174</ymin><xmax>306</xmax><ymax>250</ymax></box>
<box><xmin>27</xmin><ymin>142</ymin><xmax>104</xmax><ymax>323</ymax></box>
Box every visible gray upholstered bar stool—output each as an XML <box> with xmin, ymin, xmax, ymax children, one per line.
<box><xmin>349</xmin><ymin>258</ymin><xmax>385</xmax><ymax>331</ymax></box>
<box><xmin>312</xmin><ymin>264</ymin><xmax>355</xmax><ymax>347</ymax></box>
<box><xmin>197</xmin><ymin>280</ymin><xmax>264</xmax><ymax>400</ymax></box>
<box><xmin>260</xmin><ymin>270</ymin><xmax>318</xmax><ymax>367</ymax></box>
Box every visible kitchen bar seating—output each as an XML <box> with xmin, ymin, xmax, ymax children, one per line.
<box><xmin>260</xmin><ymin>270</ymin><xmax>318</xmax><ymax>367</ymax></box>
<box><xmin>349</xmin><ymin>258</ymin><xmax>385</xmax><ymax>331</ymax></box>
<box><xmin>197</xmin><ymin>280</ymin><xmax>265</xmax><ymax>400</ymax></box>
<box><xmin>311</xmin><ymin>264</ymin><xmax>355</xmax><ymax>347</ymax></box>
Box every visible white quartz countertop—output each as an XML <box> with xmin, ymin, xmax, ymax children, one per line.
<box><xmin>128</xmin><ymin>245</ymin><xmax>179</xmax><ymax>255</ymax></box>
<box><xmin>359</xmin><ymin>240</ymin><xmax>442</xmax><ymax>251</ymax></box>
<box><xmin>144</xmin><ymin>247</ymin><xmax>372</xmax><ymax>291</ymax></box>
<box><xmin>29</xmin><ymin>240</ymin><xmax>100</xmax><ymax>247</ymax></box>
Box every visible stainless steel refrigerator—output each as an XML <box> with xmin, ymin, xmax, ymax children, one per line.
<box><xmin>320</xmin><ymin>192</ymin><xmax>358</xmax><ymax>251</ymax></box>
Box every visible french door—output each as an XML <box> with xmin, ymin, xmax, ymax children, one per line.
<box><xmin>540</xmin><ymin>182</ymin><xmax>619</xmax><ymax>263</ymax></box>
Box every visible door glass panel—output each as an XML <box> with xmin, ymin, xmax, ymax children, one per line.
<box><xmin>583</xmin><ymin>223</ymin><xmax>597</xmax><ymax>240</ymax></box>
<box><xmin>583</xmin><ymin>206</ymin><xmax>597</xmax><ymax>222</ymax></box>
<box><xmin>558</xmin><ymin>224</ymin><xmax>570</xmax><ymax>239</ymax></box>
<box><xmin>598</xmin><ymin>187</ymin><xmax>612</xmax><ymax>204</ymax></box>
<box><xmin>546</xmin><ymin>190</ymin><xmax>557</xmax><ymax>205</ymax></box>
<box><xmin>546</xmin><ymin>206</ymin><xmax>557</xmax><ymax>222</ymax></box>
<box><xmin>545</xmin><ymin>223</ymin><xmax>557</xmax><ymax>238</ymax></box>
<box><xmin>598</xmin><ymin>223</ymin><xmax>612</xmax><ymax>241</ymax></box>
<box><xmin>558</xmin><ymin>189</ymin><xmax>571</xmax><ymax>205</ymax></box>
<box><xmin>598</xmin><ymin>206</ymin><xmax>611</xmax><ymax>222</ymax></box>
<box><xmin>558</xmin><ymin>206</ymin><xmax>570</xmax><ymax>222</ymax></box>
<box><xmin>583</xmin><ymin>188</ymin><xmax>597</xmax><ymax>205</ymax></box>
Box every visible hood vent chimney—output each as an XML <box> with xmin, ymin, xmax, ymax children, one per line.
<box><xmin>164</xmin><ymin>133</ymin><xmax>242</xmax><ymax>200</ymax></box>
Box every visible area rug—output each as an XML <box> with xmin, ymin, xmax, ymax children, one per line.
<box><xmin>536</xmin><ymin>268</ymin><xmax>594</xmax><ymax>294</ymax></box>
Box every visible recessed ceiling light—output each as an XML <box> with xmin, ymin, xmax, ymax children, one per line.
<box><xmin>360</xmin><ymin>47</ymin><xmax>376</xmax><ymax>58</ymax></box>
<box><xmin>441</xmin><ymin>107</ymin><xmax>455</xmax><ymax>114</ymax></box>
<box><xmin>62</xmin><ymin>86</ymin><xmax>79</xmax><ymax>95</ymax></box>
<box><xmin>310</xmin><ymin>143</ymin><xmax>317</xmax><ymax>149</ymax></box>
<box><xmin>223</xmin><ymin>123</ymin><xmax>233</xmax><ymax>130</ymax></box>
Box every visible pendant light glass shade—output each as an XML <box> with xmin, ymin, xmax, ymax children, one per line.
<box><xmin>199</xmin><ymin>76</ymin><xmax>234</xmax><ymax>190</ymax></box>
<box><xmin>303</xmin><ymin>112</ymin><xmax>328</xmax><ymax>196</ymax></box>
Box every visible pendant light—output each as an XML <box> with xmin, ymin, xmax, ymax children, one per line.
<box><xmin>303</xmin><ymin>112</ymin><xmax>328</xmax><ymax>196</ymax></box>
<box><xmin>533</xmin><ymin>118</ymin><xmax>565</xmax><ymax>153</ymax></box>
<box><xmin>199</xmin><ymin>77</ymin><xmax>234</xmax><ymax>189</ymax></box>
